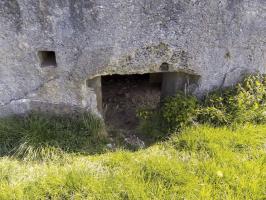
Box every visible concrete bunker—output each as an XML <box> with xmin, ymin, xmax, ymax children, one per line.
<box><xmin>87</xmin><ymin>72</ymin><xmax>200</xmax><ymax>131</ymax></box>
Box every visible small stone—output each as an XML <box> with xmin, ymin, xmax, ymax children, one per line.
<box><xmin>125</xmin><ymin>135</ymin><xmax>145</xmax><ymax>149</ymax></box>
<box><xmin>216</xmin><ymin>171</ymin><xmax>224</xmax><ymax>178</ymax></box>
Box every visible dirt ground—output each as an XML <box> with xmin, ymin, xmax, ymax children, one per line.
<box><xmin>102</xmin><ymin>74</ymin><xmax>161</xmax><ymax>139</ymax></box>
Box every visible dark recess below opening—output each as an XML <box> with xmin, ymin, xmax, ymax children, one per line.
<box><xmin>101</xmin><ymin>73</ymin><xmax>162</xmax><ymax>136</ymax></box>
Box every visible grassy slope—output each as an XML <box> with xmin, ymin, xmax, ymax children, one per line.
<box><xmin>0</xmin><ymin>124</ymin><xmax>265</xmax><ymax>200</ymax></box>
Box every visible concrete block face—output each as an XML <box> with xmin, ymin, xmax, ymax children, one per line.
<box><xmin>0</xmin><ymin>0</ymin><xmax>265</xmax><ymax>116</ymax></box>
<box><xmin>161</xmin><ymin>72</ymin><xmax>200</xmax><ymax>98</ymax></box>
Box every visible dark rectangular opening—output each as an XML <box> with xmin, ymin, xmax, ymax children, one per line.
<box><xmin>101</xmin><ymin>73</ymin><xmax>162</xmax><ymax>131</ymax></box>
<box><xmin>38</xmin><ymin>51</ymin><xmax>57</xmax><ymax>68</ymax></box>
<box><xmin>87</xmin><ymin>72</ymin><xmax>200</xmax><ymax>136</ymax></box>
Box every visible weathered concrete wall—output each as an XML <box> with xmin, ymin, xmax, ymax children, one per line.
<box><xmin>0</xmin><ymin>0</ymin><xmax>265</xmax><ymax>116</ymax></box>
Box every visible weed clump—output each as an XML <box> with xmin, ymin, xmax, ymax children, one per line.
<box><xmin>0</xmin><ymin>113</ymin><xmax>107</xmax><ymax>160</ymax></box>
<box><xmin>137</xmin><ymin>93</ymin><xmax>198</xmax><ymax>139</ymax></box>
<box><xmin>138</xmin><ymin>74</ymin><xmax>266</xmax><ymax>138</ymax></box>
<box><xmin>198</xmin><ymin>74</ymin><xmax>266</xmax><ymax>125</ymax></box>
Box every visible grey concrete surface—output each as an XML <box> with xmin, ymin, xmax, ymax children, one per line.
<box><xmin>0</xmin><ymin>0</ymin><xmax>265</xmax><ymax>116</ymax></box>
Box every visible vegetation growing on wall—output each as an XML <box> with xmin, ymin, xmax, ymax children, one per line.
<box><xmin>199</xmin><ymin>74</ymin><xmax>266</xmax><ymax>125</ymax></box>
<box><xmin>138</xmin><ymin>74</ymin><xmax>266</xmax><ymax>139</ymax></box>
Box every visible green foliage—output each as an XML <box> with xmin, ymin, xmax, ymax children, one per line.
<box><xmin>137</xmin><ymin>108</ymin><xmax>164</xmax><ymax>139</ymax></box>
<box><xmin>0</xmin><ymin>124</ymin><xmax>265</xmax><ymax>199</ymax></box>
<box><xmin>161</xmin><ymin>93</ymin><xmax>198</xmax><ymax>132</ymax></box>
<box><xmin>0</xmin><ymin>74</ymin><xmax>266</xmax><ymax>199</ymax></box>
<box><xmin>138</xmin><ymin>74</ymin><xmax>266</xmax><ymax>138</ymax></box>
<box><xmin>0</xmin><ymin>112</ymin><xmax>107</xmax><ymax>160</ymax></box>
<box><xmin>199</xmin><ymin>74</ymin><xmax>266</xmax><ymax>125</ymax></box>
<box><xmin>137</xmin><ymin>93</ymin><xmax>198</xmax><ymax>139</ymax></box>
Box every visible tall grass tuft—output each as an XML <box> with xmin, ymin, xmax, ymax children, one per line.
<box><xmin>0</xmin><ymin>112</ymin><xmax>107</xmax><ymax>161</ymax></box>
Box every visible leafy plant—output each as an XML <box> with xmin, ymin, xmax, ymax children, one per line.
<box><xmin>138</xmin><ymin>74</ymin><xmax>266</xmax><ymax>137</ymax></box>
<box><xmin>137</xmin><ymin>108</ymin><xmax>164</xmax><ymax>139</ymax></box>
<box><xmin>199</xmin><ymin>74</ymin><xmax>266</xmax><ymax>125</ymax></box>
<box><xmin>161</xmin><ymin>93</ymin><xmax>198</xmax><ymax>132</ymax></box>
<box><xmin>137</xmin><ymin>93</ymin><xmax>198</xmax><ymax>139</ymax></box>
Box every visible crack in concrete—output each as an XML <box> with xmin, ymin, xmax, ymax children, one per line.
<box><xmin>219</xmin><ymin>67</ymin><xmax>240</xmax><ymax>88</ymax></box>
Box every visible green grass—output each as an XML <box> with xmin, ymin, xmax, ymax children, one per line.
<box><xmin>0</xmin><ymin>113</ymin><xmax>107</xmax><ymax>160</ymax></box>
<box><xmin>0</xmin><ymin>118</ymin><xmax>265</xmax><ymax>199</ymax></box>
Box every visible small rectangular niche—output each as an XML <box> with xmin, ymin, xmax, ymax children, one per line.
<box><xmin>38</xmin><ymin>51</ymin><xmax>57</xmax><ymax>68</ymax></box>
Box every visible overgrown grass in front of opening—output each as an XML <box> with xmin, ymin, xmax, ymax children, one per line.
<box><xmin>0</xmin><ymin>124</ymin><xmax>265</xmax><ymax>199</ymax></box>
<box><xmin>0</xmin><ymin>74</ymin><xmax>266</xmax><ymax>199</ymax></box>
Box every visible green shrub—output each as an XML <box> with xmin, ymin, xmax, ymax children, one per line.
<box><xmin>161</xmin><ymin>93</ymin><xmax>198</xmax><ymax>132</ymax></box>
<box><xmin>137</xmin><ymin>108</ymin><xmax>164</xmax><ymax>139</ymax></box>
<box><xmin>138</xmin><ymin>74</ymin><xmax>266</xmax><ymax>137</ymax></box>
<box><xmin>199</xmin><ymin>74</ymin><xmax>266</xmax><ymax>125</ymax></box>
<box><xmin>137</xmin><ymin>93</ymin><xmax>198</xmax><ymax>138</ymax></box>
